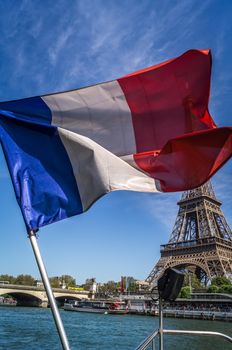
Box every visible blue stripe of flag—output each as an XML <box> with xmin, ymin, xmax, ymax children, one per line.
<box><xmin>0</xmin><ymin>101</ymin><xmax>83</xmax><ymax>231</ymax></box>
<box><xmin>0</xmin><ymin>96</ymin><xmax>52</xmax><ymax>126</ymax></box>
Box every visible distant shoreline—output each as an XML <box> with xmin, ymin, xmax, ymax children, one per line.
<box><xmin>155</xmin><ymin>309</ymin><xmax>232</xmax><ymax>322</ymax></box>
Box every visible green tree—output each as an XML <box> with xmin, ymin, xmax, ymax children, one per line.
<box><xmin>14</xmin><ymin>274</ymin><xmax>35</xmax><ymax>286</ymax></box>
<box><xmin>218</xmin><ymin>285</ymin><xmax>232</xmax><ymax>294</ymax></box>
<box><xmin>179</xmin><ymin>286</ymin><xmax>191</xmax><ymax>298</ymax></box>
<box><xmin>124</xmin><ymin>277</ymin><xmax>137</xmax><ymax>292</ymax></box>
<box><xmin>49</xmin><ymin>275</ymin><xmax>76</xmax><ymax>288</ymax></box>
<box><xmin>0</xmin><ymin>274</ymin><xmax>16</xmax><ymax>284</ymax></box>
<box><xmin>105</xmin><ymin>280</ymin><xmax>118</xmax><ymax>294</ymax></box>
<box><xmin>97</xmin><ymin>281</ymin><xmax>118</xmax><ymax>296</ymax></box>
<box><xmin>127</xmin><ymin>282</ymin><xmax>139</xmax><ymax>293</ymax></box>
<box><xmin>61</xmin><ymin>275</ymin><xmax>76</xmax><ymax>287</ymax></box>
<box><xmin>207</xmin><ymin>285</ymin><xmax>219</xmax><ymax>293</ymax></box>
<box><xmin>183</xmin><ymin>273</ymin><xmax>201</xmax><ymax>289</ymax></box>
<box><xmin>49</xmin><ymin>277</ymin><xmax>60</xmax><ymax>288</ymax></box>
<box><xmin>211</xmin><ymin>276</ymin><xmax>231</xmax><ymax>287</ymax></box>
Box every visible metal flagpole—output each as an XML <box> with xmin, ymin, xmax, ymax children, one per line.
<box><xmin>28</xmin><ymin>230</ymin><xmax>70</xmax><ymax>350</ymax></box>
<box><xmin>158</xmin><ymin>296</ymin><xmax>164</xmax><ymax>350</ymax></box>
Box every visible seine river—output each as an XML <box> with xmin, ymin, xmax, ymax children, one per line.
<box><xmin>0</xmin><ymin>307</ymin><xmax>231</xmax><ymax>349</ymax></box>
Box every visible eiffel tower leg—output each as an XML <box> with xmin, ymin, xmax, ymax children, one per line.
<box><xmin>146</xmin><ymin>257</ymin><xmax>170</xmax><ymax>285</ymax></box>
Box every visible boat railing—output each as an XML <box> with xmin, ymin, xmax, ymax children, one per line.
<box><xmin>136</xmin><ymin>294</ymin><xmax>232</xmax><ymax>350</ymax></box>
<box><xmin>136</xmin><ymin>328</ymin><xmax>232</xmax><ymax>350</ymax></box>
<box><xmin>137</xmin><ymin>269</ymin><xmax>232</xmax><ymax>350</ymax></box>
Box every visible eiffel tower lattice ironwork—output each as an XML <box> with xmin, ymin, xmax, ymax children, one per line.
<box><xmin>146</xmin><ymin>181</ymin><xmax>232</xmax><ymax>285</ymax></box>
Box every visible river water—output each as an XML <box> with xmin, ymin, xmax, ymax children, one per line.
<box><xmin>0</xmin><ymin>307</ymin><xmax>231</xmax><ymax>349</ymax></box>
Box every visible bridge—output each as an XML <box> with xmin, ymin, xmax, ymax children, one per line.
<box><xmin>0</xmin><ymin>284</ymin><xmax>90</xmax><ymax>307</ymax></box>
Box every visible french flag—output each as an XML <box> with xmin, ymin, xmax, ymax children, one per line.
<box><xmin>0</xmin><ymin>49</ymin><xmax>231</xmax><ymax>231</ymax></box>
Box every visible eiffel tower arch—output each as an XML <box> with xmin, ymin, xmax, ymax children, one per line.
<box><xmin>146</xmin><ymin>181</ymin><xmax>232</xmax><ymax>285</ymax></box>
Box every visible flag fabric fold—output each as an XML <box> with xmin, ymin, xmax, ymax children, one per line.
<box><xmin>0</xmin><ymin>49</ymin><xmax>231</xmax><ymax>231</ymax></box>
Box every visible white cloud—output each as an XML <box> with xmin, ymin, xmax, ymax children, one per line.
<box><xmin>48</xmin><ymin>23</ymin><xmax>78</xmax><ymax>65</ymax></box>
<box><xmin>135</xmin><ymin>192</ymin><xmax>180</xmax><ymax>233</ymax></box>
<box><xmin>72</xmin><ymin>0</ymin><xmax>212</xmax><ymax>81</ymax></box>
<box><xmin>1</xmin><ymin>0</ymin><xmax>225</xmax><ymax>99</ymax></box>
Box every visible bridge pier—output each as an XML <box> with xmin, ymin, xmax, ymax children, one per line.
<box><xmin>41</xmin><ymin>300</ymin><xmax>48</xmax><ymax>308</ymax></box>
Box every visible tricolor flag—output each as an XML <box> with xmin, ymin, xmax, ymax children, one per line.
<box><xmin>0</xmin><ymin>49</ymin><xmax>231</xmax><ymax>231</ymax></box>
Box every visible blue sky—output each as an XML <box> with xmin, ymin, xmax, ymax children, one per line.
<box><xmin>0</xmin><ymin>0</ymin><xmax>232</xmax><ymax>284</ymax></box>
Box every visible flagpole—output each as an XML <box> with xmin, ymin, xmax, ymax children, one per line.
<box><xmin>28</xmin><ymin>230</ymin><xmax>70</xmax><ymax>350</ymax></box>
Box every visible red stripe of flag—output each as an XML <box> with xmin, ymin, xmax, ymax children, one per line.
<box><xmin>118</xmin><ymin>49</ymin><xmax>216</xmax><ymax>153</ymax></box>
<box><xmin>134</xmin><ymin>127</ymin><xmax>232</xmax><ymax>192</ymax></box>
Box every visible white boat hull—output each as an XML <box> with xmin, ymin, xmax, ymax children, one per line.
<box><xmin>64</xmin><ymin>302</ymin><xmax>108</xmax><ymax>314</ymax></box>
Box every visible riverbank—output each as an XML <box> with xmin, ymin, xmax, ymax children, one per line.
<box><xmin>121</xmin><ymin>292</ymin><xmax>232</xmax><ymax>321</ymax></box>
<box><xmin>160</xmin><ymin>309</ymin><xmax>232</xmax><ymax>321</ymax></box>
<box><xmin>120</xmin><ymin>308</ymin><xmax>232</xmax><ymax>322</ymax></box>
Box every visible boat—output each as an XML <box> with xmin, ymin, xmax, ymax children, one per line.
<box><xmin>108</xmin><ymin>301</ymin><xmax>129</xmax><ymax>315</ymax></box>
<box><xmin>0</xmin><ymin>296</ymin><xmax>17</xmax><ymax>306</ymax></box>
<box><xmin>63</xmin><ymin>300</ymin><xmax>109</xmax><ymax>314</ymax></box>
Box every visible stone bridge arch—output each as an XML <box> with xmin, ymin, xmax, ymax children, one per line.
<box><xmin>54</xmin><ymin>293</ymin><xmax>82</xmax><ymax>307</ymax></box>
<box><xmin>0</xmin><ymin>285</ymin><xmax>89</xmax><ymax>307</ymax></box>
<box><xmin>0</xmin><ymin>289</ymin><xmax>47</xmax><ymax>307</ymax></box>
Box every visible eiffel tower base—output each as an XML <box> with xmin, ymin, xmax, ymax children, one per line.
<box><xmin>146</xmin><ymin>182</ymin><xmax>232</xmax><ymax>285</ymax></box>
<box><xmin>147</xmin><ymin>237</ymin><xmax>232</xmax><ymax>285</ymax></box>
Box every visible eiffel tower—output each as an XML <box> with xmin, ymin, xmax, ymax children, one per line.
<box><xmin>146</xmin><ymin>181</ymin><xmax>232</xmax><ymax>285</ymax></box>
